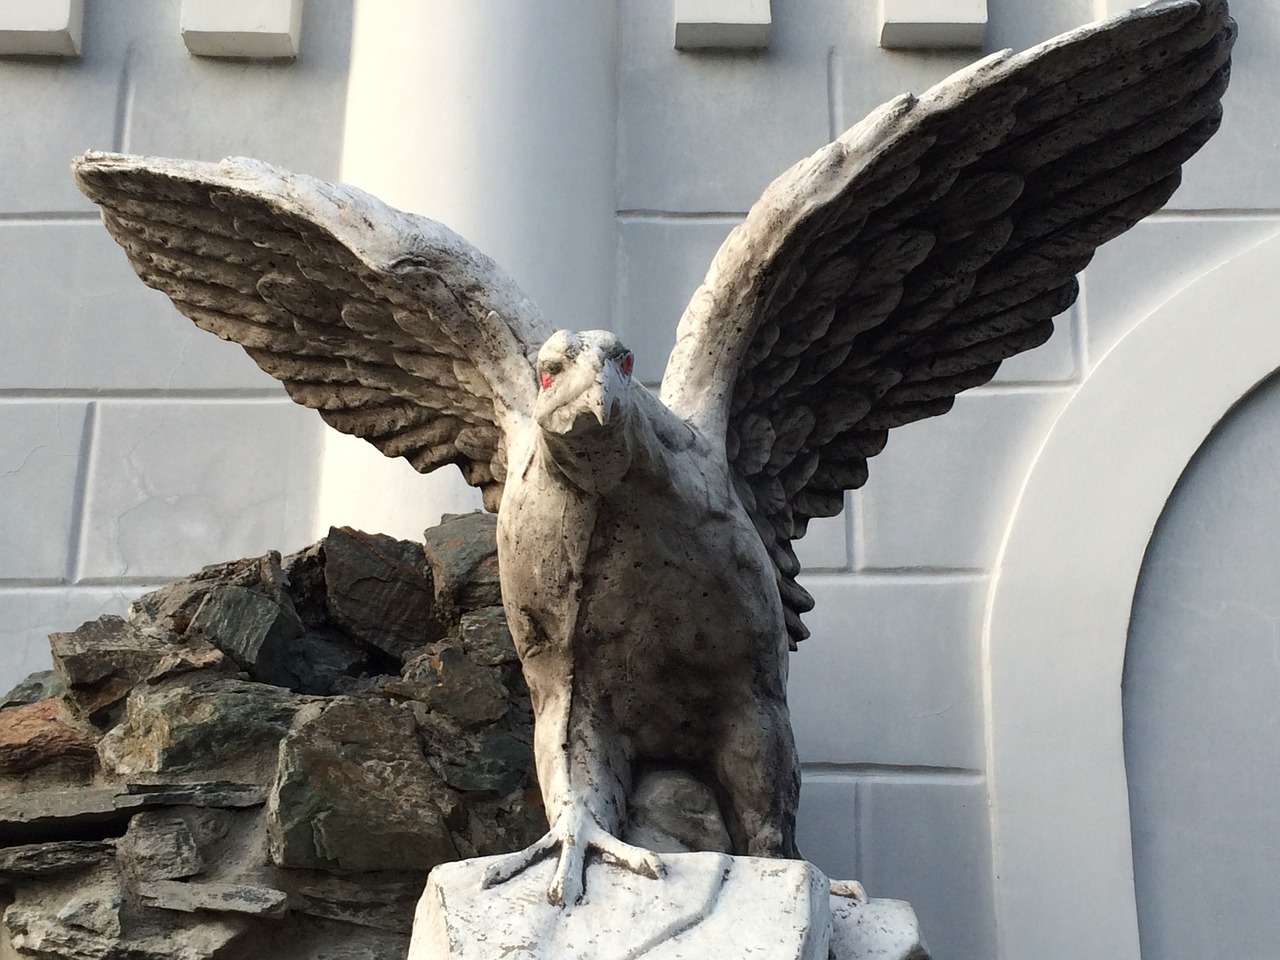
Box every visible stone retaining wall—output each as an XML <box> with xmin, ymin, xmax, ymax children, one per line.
<box><xmin>0</xmin><ymin>513</ymin><xmax>541</xmax><ymax>960</ymax></box>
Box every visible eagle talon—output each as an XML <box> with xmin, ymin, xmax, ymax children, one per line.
<box><xmin>482</xmin><ymin>810</ymin><xmax>665</xmax><ymax>907</ymax></box>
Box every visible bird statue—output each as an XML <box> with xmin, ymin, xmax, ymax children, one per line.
<box><xmin>74</xmin><ymin>0</ymin><xmax>1233</xmax><ymax>907</ymax></box>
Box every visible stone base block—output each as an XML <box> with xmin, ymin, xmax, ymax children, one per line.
<box><xmin>410</xmin><ymin>851</ymin><xmax>930</xmax><ymax>960</ymax></box>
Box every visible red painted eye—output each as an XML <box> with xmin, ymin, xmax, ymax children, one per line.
<box><xmin>539</xmin><ymin>371</ymin><xmax>554</xmax><ymax>390</ymax></box>
<box><xmin>620</xmin><ymin>352</ymin><xmax>634</xmax><ymax>376</ymax></box>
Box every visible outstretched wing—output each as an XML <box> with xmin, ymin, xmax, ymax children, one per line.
<box><xmin>659</xmin><ymin>0</ymin><xmax>1234</xmax><ymax>646</ymax></box>
<box><xmin>74</xmin><ymin>153</ymin><xmax>554</xmax><ymax>512</ymax></box>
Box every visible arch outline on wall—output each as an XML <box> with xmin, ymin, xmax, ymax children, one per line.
<box><xmin>982</xmin><ymin>230</ymin><xmax>1280</xmax><ymax>960</ymax></box>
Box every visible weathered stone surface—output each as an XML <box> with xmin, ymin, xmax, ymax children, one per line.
<box><xmin>458</xmin><ymin>793</ymin><xmax>546</xmax><ymax>861</ymax></box>
<box><xmin>410</xmin><ymin>852</ymin><xmax>832</xmax><ymax>960</ymax></box>
<box><xmin>421</xmin><ymin>513</ymin><xmax>502</xmax><ymax>615</ymax></box>
<box><xmin>128</xmin><ymin>578</ymin><xmax>216</xmax><ymax>638</ymax></box>
<box><xmin>287</xmin><ymin>874</ymin><xmax>423</xmax><ymax>933</ymax></box>
<box><xmin>280</xmin><ymin>542</ymin><xmax>330</xmax><ymax>629</ymax></box>
<box><xmin>136</xmin><ymin>880</ymin><xmax>288</xmax><ymax>918</ymax></box>
<box><xmin>455</xmin><ymin>607</ymin><xmax>518</xmax><ymax>668</ymax></box>
<box><xmin>1</xmin><ymin>672</ymin><xmax>66</xmax><ymax>711</ymax></box>
<box><xmin>49</xmin><ymin>617</ymin><xmax>175</xmax><ymax>717</ymax></box>
<box><xmin>187</xmin><ymin>584</ymin><xmax>305</xmax><ymax>685</ymax></box>
<box><xmin>324</xmin><ymin>526</ymin><xmax>445</xmax><ymax>664</ymax></box>
<box><xmin>829</xmin><ymin>896</ymin><xmax>930</xmax><ymax>960</ymax></box>
<box><xmin>268</xmin><ymin>698</ymin><xmax>459</xmax><ymax>873</ymax></box>
<box><xmin>55</xmin><ymin>891</ymin><xmax>122</xmax><ymax>940</ymax></box>
<box><xmin>397</xmin><ymin>646</ymin><xmax>508</xmax><ymax>729</ymax></box>
<box><xmin>440</xmin><ymin>731</ymin><xmax>530</xmax><ymax>796</ymax></box>
<box><xmin>0</xmin><ymin>841</ymin><xmax>114</xmax><ymax>879</ymax></box>
<box><xmin>97</xmin><ymin>678</ymin><xmax>303</xmax><ymax>777</ymax></box>
<box><xmin>625</xmin><ymin>767</ymin><xmax>732</xmax><ymax>854</ymax></box>
<box><xmin>143</xmin><ymin>643</ymin><xmax>227</xmax><ymax>685</ymax></box>
<box><xmin>5</xmin><ymin>899</ymin><xmax>248</xmax><ymax>960</ymax></box>
<box><xmin>119</xmin><ymin>812</ymin><xmax>204</xmax><ymax>882</ymax></box>
<box><xmin>0</xmin><ymin>700</ymin><xmax>96</xmax><ymax>776</ymax></box>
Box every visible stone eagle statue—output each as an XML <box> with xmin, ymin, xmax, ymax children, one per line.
<box><xmin>74</xmin><ymin>0</ymin><xmax>1232</xmax><ymax>907</ymax></box>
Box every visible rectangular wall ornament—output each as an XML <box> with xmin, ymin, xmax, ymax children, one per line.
<box><xmin>181</xmin><ymin>0</ymin><xmax>304</xmax><ymax>59</ymax></box>
<box><xmin>0</xmin><ymin>0</ymin><xmax>84</xmax><ymax>57</ymax></box>
<box><xmin>879</xmin><ymin>0</ymin><xmax>987</xmax><ymax>50</ymax></box>
<box><xmin>674</xmin><ymin>0</ymin><xmax>771</xmax><ymax>50</ymax></box>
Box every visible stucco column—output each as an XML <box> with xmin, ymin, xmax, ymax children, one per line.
<box><xmin>316</xmin><ymin>0</ymin><xmax>619</xmax><ymax>539</ymax></box>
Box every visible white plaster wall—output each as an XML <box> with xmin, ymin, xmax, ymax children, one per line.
<box><xmin>3</xmin><ymin>1</ymin><xmax>1279</xmax><ymax>957</ymax></box>
<box><xmin>0</xmin><ymin>0</ymin><xmax>352</xmax><ymax>692</ymax></box>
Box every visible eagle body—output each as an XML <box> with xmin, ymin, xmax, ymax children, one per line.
<box><xmin>497</xmin><ymin>376</ymin><xmax>800</xmax><ymax>861</ymax></box>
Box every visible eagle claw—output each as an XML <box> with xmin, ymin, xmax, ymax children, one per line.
<box><xmin>482</xmin><ymin>810</ymin><xmax>664</xmax><ymax>907</ymax></box>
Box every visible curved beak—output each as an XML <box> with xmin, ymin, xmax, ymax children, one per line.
<box><xmin>586</xmin><ymin>357</ymin><xmax>627</xmax><ymax>426</ymax></box>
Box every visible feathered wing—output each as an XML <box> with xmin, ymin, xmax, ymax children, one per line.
<box><xmin>659</xmin><ymin>0</ymin><xmax>1234</xmax><ymax>646</ymax></box>
<box><xmin>74</xmin><ymin>153</ymin><xmax>555</xmax><ymax>512</ymax></box>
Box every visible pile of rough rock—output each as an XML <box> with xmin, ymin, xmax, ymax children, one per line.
<box><xmin>0</xmin><ymin>513</ymin><xmax>544</xmax><ymax>960</ymax></box>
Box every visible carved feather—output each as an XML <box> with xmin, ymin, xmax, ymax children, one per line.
<box><xmin>73</xmin><ymin>154</ymin><xmax>554</xmax><ymax>512</ymax></box>
<box><xmin>660</xmin><ymin>0</ymin><xmax>1234</xmax><ymax>645</ymax></box>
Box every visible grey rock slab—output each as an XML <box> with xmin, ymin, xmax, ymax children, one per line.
<box><xmin>55</xmin><ymin>892</ymin><xmax>122</xmax><ymax>939</ymax></box>
<box><xmin>455</xmin><ymin>607</ymin><xmax>519</xmax><ymax>667</ymax></box>
<box><xmin>5</xmin><ymin>900</ymin><xmax>248</xmax><ymax>960</ymax></box>
<box><xmin>120</xmin><ymin>781</ymin><xmax>267</xmax><ymax>810</ymax></box>
<box><xmin>119</xmin><ymin>812</ymin><xmax>205</xmax><ymax>882</ymax></box>
<box><xmin>324</xmin><ymin>527</ymin><xmax>445</xmax><ymax>664</ymax></box>
<box><xmin>1</xmin><ymin>672</ymin><xmax>66</xmax><ymax>710</ymax></box>
<box><xmin>421</xmin><ymin>514</ymin><xmax>502</xmax><ymax>615</ymax></box>
<box><xmin>0</xmin><ymin>841</ymin><xmax>114</xmax><ymax>879</ymax></box>
<box><xmin>397</xmin><ymin>647</ymin><xmax>509</xmax><ymax>729</ymax></box>
<box><xmin>829</xmin><ymin>896</ymin><xmax>930</xmax><ymax>960</ymax></box>
<box><xmin>0</xmin><ymin>788</ymin><xmax>140</xmax><ymax>845</ymax></box>
<box><xmin>268</xmin><ymin>698</ymin><xmax>459</xmax><ymax>873</ymax></box>
<box><xmin>187</xmin><ymin>584</ymin><xmax>306</xmax><ymax>689</ymax></box>
<box><xmin>96</xmin><ymin>678</ymin><xmax>303</xmax><ymax>777</ymax></box>
<box><xmin>136</xmin><ymin>880</ymin><xmax>288</xmax><ymax>918</ymax></box>
<box><xmin>0</xmin><ymin>699</ymin><xmax>97</xmax><ymax>777</ymax></box>
<box><xmin>49</xmin><ymin>616</ymin><xmax>176</xmax><ymax>716</ymax></box>
<box><xmin>440</xmin><ymin>731</ymin><xmax>530</xmax><ymax>796</ymax></box>
<box><xmin>410</xmin><ymin>852</ymin><xmax>831</xmax><ymax>960</ymax></box>
<box><xmin>0</xmin><ymin>782</ymin><xmax>265</xmax><ymax>846</ymax></box>
<box><xmin>287</xmin><ymin>874</ymin><xmax>423</xmax><ymax>933</ymax></box>
<box><xmin>128</xmin><ymin>578</ymin><xmax>217</xmax><ymax>638</ymax></box>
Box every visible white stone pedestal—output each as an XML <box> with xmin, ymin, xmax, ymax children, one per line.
<box><xmin>408</xmin><ymin>852</ymin><xmax>929</xmax><ymax>960</ymax></box>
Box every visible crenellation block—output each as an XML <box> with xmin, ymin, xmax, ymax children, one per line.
<box><xmin>180</xmin><ymin>0</ymin><xmax>304</xmax><ymax>59</ymax></box>
<box><xmin>879</xmin><ymin>0</ymin><xmax>987</xmax><ymax>50</ymax></box>
<box><xmin>674</xmin><ymin>0</ymin><xmax>771</xmax><ymax>50</ymax></box>
<box><xmin>0</xmin><ymin>0</ymin><xmax>83</xmax><ymax>58</ymax></box>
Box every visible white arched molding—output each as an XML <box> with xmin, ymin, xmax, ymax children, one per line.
<box><xmin>983</xmin><ymin>230</ymin><xmax>1280</xmax><ymax>960</ymax></box>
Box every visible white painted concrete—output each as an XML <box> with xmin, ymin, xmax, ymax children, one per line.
<box><xmin>180</xmin><ymin>0</ymin><xmax>303</xmax><ymax>59</ymax></box>
<box><xmin>0</xmin><ymin>0</ymin><xmax>82</xmax><ymax>57</ymax></box>
<box><xmin>984</xmin><ymin>231</ymin><xmax>1280</xmax><ymax>960</ymax></box>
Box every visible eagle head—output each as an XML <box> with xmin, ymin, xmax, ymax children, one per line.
<box><xmin>534</xmin><ymin>330</ymin><xmax>635</xmax><ymax>438</ymax></box>
<box><xmin>533</xmin><ymin>330</ymin><xmax>637</xmax><ymax>493</ymax></box>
